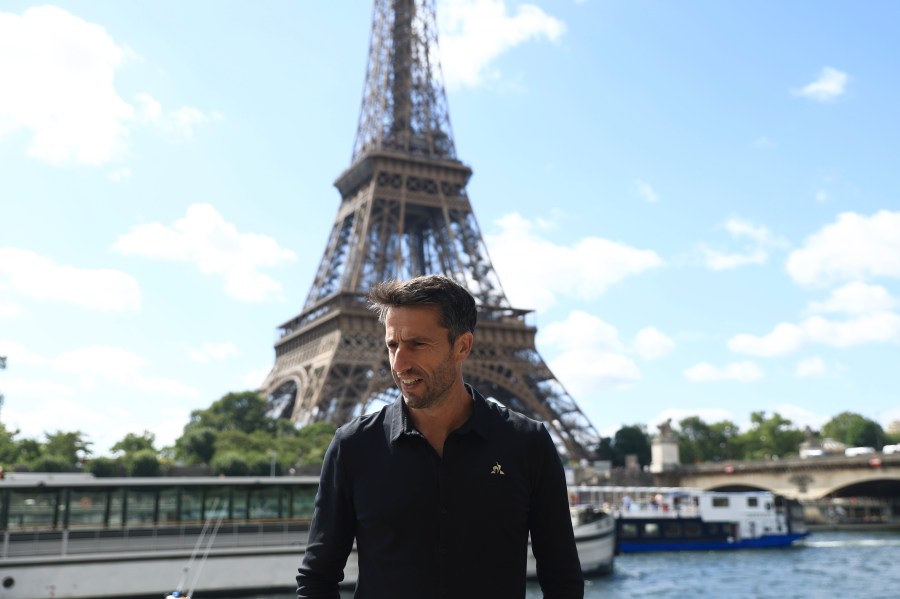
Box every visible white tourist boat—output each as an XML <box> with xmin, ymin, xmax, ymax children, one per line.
<box><xmin>0</xmin><ymin>473</ymin><xmax>614</xmax><ymax>599</ymax></box>
<box><xmin>570</xmin><ymin>485</ymin><xmax>809</xmax><ymax>553</ymax></box>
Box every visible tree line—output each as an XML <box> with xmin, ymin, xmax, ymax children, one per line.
<box><xmin>1</xmin><ymin>390</ymin><xmax>897</xmax><ymax>475</ymax></box>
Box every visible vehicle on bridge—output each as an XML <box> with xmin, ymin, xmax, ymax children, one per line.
<box><xmin>569</xmin><ymin>486</ymin><xmax>809</xmax><ymax>553</ymax></box>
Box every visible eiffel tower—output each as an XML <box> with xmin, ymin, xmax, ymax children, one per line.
<box><xmin>262</xmin><ymin>0</ymin><xmax>600</xmax><ymax>461</ymax></box>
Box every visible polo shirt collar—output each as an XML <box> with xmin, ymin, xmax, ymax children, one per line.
<box><xmin>387</xmin><ymin>383</ymin><xmax>490</xmax><ymax>443</ymax></box>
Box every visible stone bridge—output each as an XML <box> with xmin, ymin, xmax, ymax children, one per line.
<box><xmin>658</xmin><ymin>452</ymin><xmax>900</xmax><ymax>501</ymax></box>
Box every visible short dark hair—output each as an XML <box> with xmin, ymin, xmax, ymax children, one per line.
<box><xmin>367</xmin><ymin>275</ymin><xmax>477</xmax><ymax>344</ymax></box>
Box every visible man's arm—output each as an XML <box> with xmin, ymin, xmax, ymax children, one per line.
<box><xmin>528</xmin><ymin>425</ymin><xmax>584</xmax><ymax>599</ymax></box>
<box><xmin>297</xmin><ymin>429</ymin><xmax>356</xmax><ymax>599</ymax></box>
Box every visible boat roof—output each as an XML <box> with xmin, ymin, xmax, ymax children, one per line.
<box><xmin>0</xmin><ymin>473</ymin><xmax>320</xmax><ymax>489</ymax></box>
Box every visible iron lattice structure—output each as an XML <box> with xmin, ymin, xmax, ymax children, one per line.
<box><xmin>262</xmin><ymin>0</ymin><xmax>600</xmax><ymax>461</ymax></box>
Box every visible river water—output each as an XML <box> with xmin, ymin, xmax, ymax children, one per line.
<box><xmin>232</xmin><ymin>530</ymin><xmax>900</xmax><ymax>599</ymax></box>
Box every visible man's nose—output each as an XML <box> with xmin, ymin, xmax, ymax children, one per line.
<box><xmin>392</xmin><ymin>345</ymin><xmax>411</xmax><ymax>372</ymax></box>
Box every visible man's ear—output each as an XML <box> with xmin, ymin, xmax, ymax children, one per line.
<box><xmin>454</xmin><ymin>331</ymin><xmax>474</xmax><ymax>362</ymax></box>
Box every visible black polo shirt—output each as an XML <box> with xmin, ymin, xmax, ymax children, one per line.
<box><xmin>297</xmin><ymin>386</ymin><xmax>584</xmax><ymax>599</ymax></box>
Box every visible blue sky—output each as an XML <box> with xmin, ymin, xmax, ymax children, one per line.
<box><xmin>1</xmin><ymin>1</ymin><xmax>899</xmax><ymax>456</ymax></box>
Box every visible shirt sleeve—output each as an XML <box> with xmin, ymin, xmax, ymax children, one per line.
<box><xmin>528</xmin><ymin>425</ymin><xmax>584</xmax><ymax>599</ymax></box>
<box><xmin>296</xmin><ymin>428</ymin><xmax>357</xmax><ymax>599</ymax></box>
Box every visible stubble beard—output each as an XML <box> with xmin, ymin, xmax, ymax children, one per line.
<box><xmin>395</xmin><ymin>353</ymin><xmax>457</xmax><ymax>411</ymax></box>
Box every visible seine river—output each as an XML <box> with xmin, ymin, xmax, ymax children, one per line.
<box><xmin>231</xmin><ymin>530</ymin><xmax>900</xmax><ymax>599</ymax></box>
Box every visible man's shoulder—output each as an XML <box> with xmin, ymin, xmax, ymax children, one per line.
<box><xmin>478</xmin><ymin>393</ymin><xmax>546</xmax><ymax>437</ymax></box>
<box><xmin>332</xmin><ymin>402</ymin><xmax>393</xmax><ymax>444</ymax></box>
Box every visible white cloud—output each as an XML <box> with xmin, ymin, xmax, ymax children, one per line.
<box><xmin>107</xmin><ymin>167</ymin><xmax>132</xmax><ymax>182</ymax></box>
<box><xmin>632</xmin><ymin>327</ymin><xmax>675</xmax><ymax>359</ymax></box>
<box><xmin>0</xmin><ymin>340</ymin><xmax>48</xmax><ymax>366</ymax></box>
<box><xmin>540</xmin><ymin>310</ymin><xmax>623</xmax><ymax>352</ymax></box>
<box><xmin>487</xmin><ymin>212</ymin><xmax>663</xmax><ymax>310</ymax></box>
<box><xmin>548</xmin><ymin>349</ymin><xmax>641</xmax><ymax>396</ymax></box>
<box><xmin>0</xmin><ymin>6</ymin><xmax>218</xmax><ymax>166</ymax></box>
<box><xmin>135</xmin><ymin>93</ymin><xmax>222</xmax><ymax>142</ymax></box>
<box><xmin>188</xmin><ymin>342</ymin><xmax>240</xmax><ymax>363</ymax></box>
<box><xmin>538</xmin><ymin>311</ymin><xmax>649</xmax><ymax>394</ymax></box>
<box><xmin>684</xmin><ymin>361</ymin><xmax>764</xmax><ymax>383</ymax></box>
<box><xmin>795</xmin><ymin>356</ymin><xmax>826</xmax><ymax>378</ymax></box>
<box><xmin>730</xmin><ymin>311</ymin><xmax>900</xmax><ymax>357</ymax></box>
<box><xmin>635</xmin><ymin>179</ymin><xmax>659</xmax><ymax>203</ymax></box>
<box><xmin>54</xmin><ymin>345</ymin><xmax>198</xmax><ymax>397</ymax></box>
<box><xmin>786</xmin><ymin>211</ymin><xmax>900</xmax><ymax>287</ymax></box>
<box><xmin>0</xmin><ymin>247</ymin><xmax>141</xmax><ymax>311</ymax></box>
<box><xmin>240</xmin><ymin>366</ymin><xmax>272</xmax><ymax>390</ymax></box>
<box><xmin>2</xmin><ymin>394</ymin><xmax>192</xmax><ymax>455</ymax></box>
<box><xmin>751</xmin><ymin>136</ymin><xmax>776</xmax><ymax>150</ymax></box>
<box><xmin>0</xmin><ymin>302</ymin><xmax>21</xmax><ymax>318</ymax></box>
<box><xmin>808</xmin><ymin>282</ymin><xmax>897</xmax><ymax>315</ymax></box>
<box><xmin>1</xmin><ymin>377</ymin><xmax>73</xmax><ymax>397</ymax></box>
<box><xmin>438</xmin><ymin>0</ymin><xmax>565</xmax><ymax>89</ymax></box>
<box><xmin>792</xmin><ymin>66</ymin><xmax>849</xmax><ymax>102</ymax></box>
<box><xmin>728</xmin><ymin>323</ymin><xmax>806</xmax><ymax>357</ymax></box>
<box><xmin>112</xmin><ymin>204</ymin><xmax>297</xmax><ymax>302</ymax></box>
<box><xmin>0</xmin><ymin>6</ymin><xmax>133</xmax><ymax>165</ymax></box>
<box><xmin>701</xmin><ymin>217</ymin><xmax>787</xmax><ymax>271</ymax></box>
<box><xmin>803</xmin><ymin>312</ymin><xmax>900</xmax><ymax>348</ymax></box>
<box><xmin>769</xmin><ymin>403</ymin><xmax>829</xmax><ymax>431</ymax></box>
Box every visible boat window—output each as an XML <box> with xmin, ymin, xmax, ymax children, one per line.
<box><xmin>249</xmin><ymin>486</ymin><xmax>282</xmax><ymax>520</ymax></box>
<box><xmin>68</xmin><ymin>488</ymin><xmax>108</xmax><ymax>528</ymax></box>
<box><xmin>712</xmin><ymin>497</ymin><xmax>729</xmax><ymax>508</ymax></box>
<box><xmin>205</xmin><ymin>487</ymin><xmax>231</xmax><ymax>521</ymax></box>
<box><xmin>125</xmin><ymin>489</ymin><xmax>157</xmax><ymax>526</ymax></box>
<box><xmin>158</xmin><ymin>487</ymin><xmax>180</xmax><ymax>524</ymax></box>
<box><xmin>108</xmin><ymin>489</ymin><xmax>124</xmax><ymax>527</ymax></box>
<box><xmin>232</xmin><ymin>487</ymin><xmax>250</xmax><ymax>520</ymax></box>
<box><xmin>707</xmin><ymin>523</ymin><xmax>720</xmax><ymax>536</ymax></box>
<box><xmin>684</xmin><ymin>522</ymin><xmax>702</xmax><ymax>537</ymax></box>
<box><xmin>620</xmin><ymin>523</ymin><xmax>638</xmax><ymax>538</ymax></box>
<box><xmin>180</xmin><ymin>487</ymin><xmax>204</xmax><ymax>524</ymax></box>
<box><xmin>747</xmin><ymin>497</ymin><xmax>758</xmax><ymax>508</ymax></box>
<box><xmin>290</xmin><ymin>485</ymin><xmax>317</xmax><ymax>519</ymax></box>
<box><xmin>5</xmin><ymin>489</ymin><xmax>60</xmax><ymax>530</ymax></box>
<box><xmin>663</xmin><ymin>523</ymin><xmax>682</xmax><ymax>538</ymax></box>
<box><xmin>642</xmin><ymin>523</ymin><xmax>660</xmax><ymax>538</ymax></box>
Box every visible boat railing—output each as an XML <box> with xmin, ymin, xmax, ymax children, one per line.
<box><xmin>613</xmin><ymin>502</ymin><xmax>702</xmax><ymax>519</ymax></box>
<box><xmin>1</xmin><ymin>521</ymin><xmax>310</xmax><ymax>560</ymax></box>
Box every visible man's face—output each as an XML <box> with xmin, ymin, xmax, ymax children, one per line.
<box><xmin>384</xmin><ymin>305</ymin><xmax>468</xmax><ymax>410</ymax></box>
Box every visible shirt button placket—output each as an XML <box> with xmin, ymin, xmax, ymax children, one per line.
<box><xmin>437</xmin><ymin>456</ymin><xmax>451</xmax><ymax>596</ymax></box>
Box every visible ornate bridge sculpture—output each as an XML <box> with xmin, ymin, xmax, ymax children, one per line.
<box><xmin>262</xmin><ymin>0</ymin><xmax>601</xmax><ymax>462</ymax></box>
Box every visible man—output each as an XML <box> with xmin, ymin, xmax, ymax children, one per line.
<box><xmin>297</xmin><ymin>275</ymin><xmax>583</xmax><ymax>598</ymax></box>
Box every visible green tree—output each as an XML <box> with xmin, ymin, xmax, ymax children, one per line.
<box><xmin>0</xmin><ymin>421</ymin><xmax>22</xmax><ymax>465</ymax></box>
<box><xmin>211</xmin><ymin>451</ymin><xmax>250</xmax><ymax>476</ymax></box>
<box><xmin>111</xmin><ymin>431</ymin><xmax>157</xmax><ymax>455</ymax></box>
<box><xmin>30</xmin><ymin>454</ymin><xmax>73</xmax><ymax>472</ymax></box>
<box><xmin>17</xmin><ymin>438</ymin><xmax>42</xmax><ymax>465</ymax></box>
<box><xmin>592</xmin><ymin>437</ymin><xmax>615</xmax><ymax>463</ymax></box>
<box><xmin>822</xmin><ymin>412</ymin><xmax>885</xmax><ymax>448</ymax></box>
<box><xmin>85</xmin><ymin>456</ymin><xmax>124</xmax><ymax>477</ymax></box>
<box><xmin>612</xmin><ymin>425</ymin><xmax>651</xmax><ymax>467</ymax></box>
<box><xmin>43</xmin><ymin>431</ymin><xmax>93</xmax><ymax>466</ymax></box>
<box><xmin>189</xmin><ymin>391</ymin><xmax>272</xmax><ymax>434</ymax></box>
<box><xmin>677</xmin><ymin>416</ymin><xmax>740</xmax><ymax>463</ymax></box>
<box><xmin>292</xmin><ymin>421</ymin><xmax>336</xmax><ymax>467</ymax></box>
<box><xmin>175</xmin><ymin>426</ymin><xmax>218</xmax><ymax>464</ymax></box>
<box><xmin>736</xmin><ymin>411</ymin><xmax>804</xmax><ymax>459</ymax></box>
<box><xmin>127</xmin><ymin>449</ymin><xmax>162</xmax><ymax>476</ymax></box>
